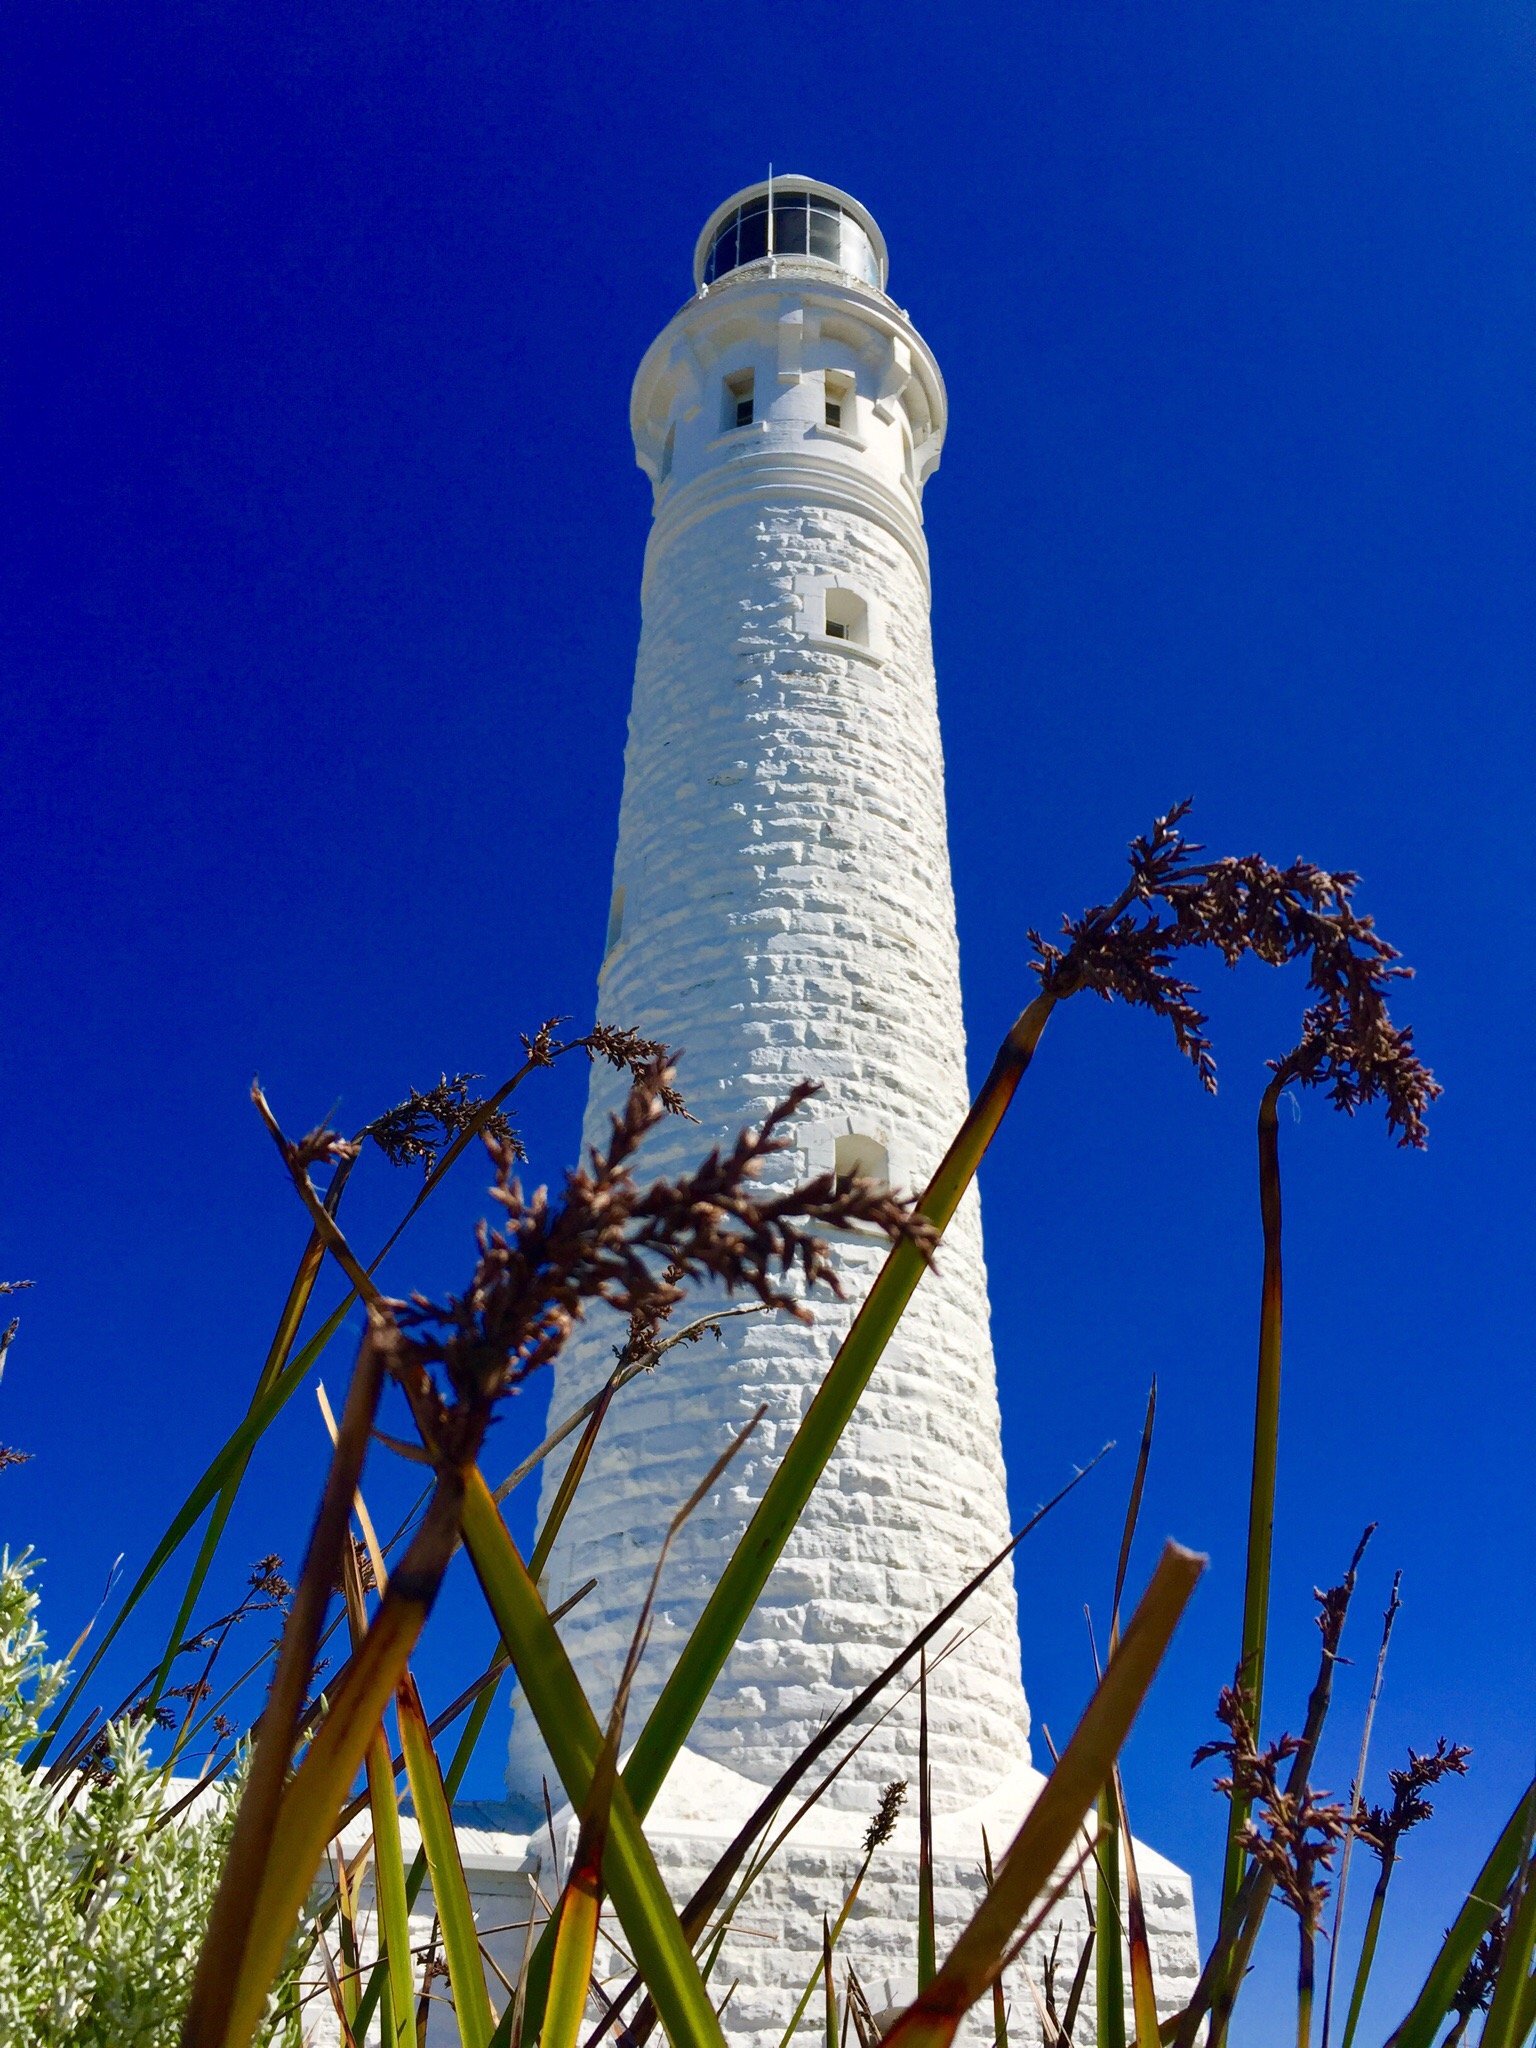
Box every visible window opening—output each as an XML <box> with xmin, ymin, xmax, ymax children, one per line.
<box><xmin>724</xmin><ymin>369</ymin><xmax>755</xmax><ymax>430</ymax></box>
<box><xmin>823</xmin><ymin>588</ymin><xmax>869</xmax><ymax>646</ymax></box>
<box><xmin>659</xmin><ymin>422</ymin><xmax>675</xmax><ymax>481</ymax></box>
<box><xmin>834</xmin><ymin>1133</ymin><xmax>888</xmax><ymax>1188</ymax></box>
<box><xmin>824</xmin><ymin>372</ymin><xmax>853</xmax><ymax>431</ymax></box>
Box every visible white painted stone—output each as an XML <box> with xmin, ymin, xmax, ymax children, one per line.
<box><xmin>482</xmin><ymin>178</ymin><xmax>1196</xmax><ymax>2044</ymax></box>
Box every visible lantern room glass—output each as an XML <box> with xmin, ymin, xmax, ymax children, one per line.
<box><xmin>703</xmin><ymin>190</ymin><xmax>880</xmax><ymax>290</ymax></box>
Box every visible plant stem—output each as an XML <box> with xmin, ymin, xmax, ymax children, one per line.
<box><xmin>1224</xmin><ymin>1074</ymin><xmax>1285</xmax><ymax>1922</ymax></box>
<box><xmin>1095</xmin><ymin>1782</ymin><xmax>1125</xmax><ymax>2048</ymax></box>
<box><xmin>1339</xmin><ymin>1865</ymin><xmax>1391</xmax><ymax>2048</ymax></box>
<box><xmin>1299</xmin><ymin>1921</ymin><xmax>1315</xmax><ymax>2048</ymax></box>
<box><xmin>1325</xmin><ymin>1573</ymin><xmax>1402</xmax><ymax>2048</ymax></box>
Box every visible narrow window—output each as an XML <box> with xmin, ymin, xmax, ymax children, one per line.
<box><xmin>724</xmin><ymin>369</ymin><xmax>754</xmax><ymax>430</ymax></box>
<box><xmin>834</xmin><ymin>1133</ymin><xmax>888</xmax><ymax>1188</ymax></box>
<box><xmin>604</xmin><ymin>885</ymin><xmax>626</xmax><ymax>956</ymax></box>
<box><xmin>659</xmin><ymin>422</ymin><xmax>675</xmax><ymax>481</ymax></box>
<box><xmin>823</xmin><ymin>588</ymin><xmax>869</xmax><ymax>646</ymax></box>
<box><xmin>824</xmin><ymin>371</ymin><xmax>853</xmax><ymax>431</ymax></box>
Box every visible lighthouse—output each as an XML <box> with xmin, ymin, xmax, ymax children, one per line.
<box><xmin>505</xmin><ymin>179</ymin><xmax>1199</xmax><ymax>2040</ymax></box>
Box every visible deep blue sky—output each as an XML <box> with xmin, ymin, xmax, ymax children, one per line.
<box><xmin>7</xmin><ymin>3</ymin><xmax>1534</xmax><ymax>2035</ymax></box>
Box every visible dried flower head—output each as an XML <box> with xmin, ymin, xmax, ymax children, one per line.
<box><xmin>282</xmin><ymin>1126</ymin><xmax>361</xmax><ymax>1175</ymax></box>
<box><xmin>247</xmin><ymin>1554</ymin><xmax>292</xmax><ymax>1604</ymax></box>
<box><xmin>368</xmin><ymin>1073</ymin><xmax>520</xmax><ymax>1177</ymax></box>
<box><xmin>1452</xmin><ymin>1902</ymin><xmax>1509</xmax><ymax>2021</ymax></box>
<box><xmin>1030</xmin><ymin>800</ymin><xmax>1440</xmax><ymax>1144</ymax></box>
<box><xmin>396</xmin><ymin>1065</ymin><xmax>936</xmax><ymax>1412</ymax></box>
<box><xmin>1194</xmin><ymin>1674</ymin><xmax>1350</xmax><ymax>1937</ymax></box>
<box><xmin>1361</xmin><ymin>1739</ymin><xmax>1471</xmax><ymax>1865</ymax></box>
<box><xmin>0</xmin><ymin>1447</ymin><xmax>31</xmax><ymax>1472</ymax></box>
<box><xmin>864</xmin><ymin>1779</ymin><xmax>908</xmax><ymax>1854</ymax></box>
<box><xmin>584</xmin><ymin>1023</ymin><xmax>695</xmax><ymax>1118</ymax></box>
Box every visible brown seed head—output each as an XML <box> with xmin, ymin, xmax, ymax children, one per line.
<box><xmin>1030</xmin><ymin>800</ymin><xmax>1440</xmax><ymax>1143</ymax></box>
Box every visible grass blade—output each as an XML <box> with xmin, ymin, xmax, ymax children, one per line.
<box><xmin>1223</xmin><ymin>1076</ymin><xmax>1285</xmax><ymax>1917</ymax></box>
<box><xmin>1462</xmin><ymin>1846</ymin><xmax>1536</xmax><ymax>2048</ymax></box>
<box><xmin>542</xmin><ymin>1604</ymin><xmax>647</xmax><ymax>2048</ymax></box>
<box><xmin>338</xmin><ymin>1516</ymin><xmax>415</xmax><ymax>2048</ymax></box>
<box><xmin>182</xmin><ymin>1317</ymin><xmax>390</xmax><ymax>2047</ymax></box>
<box><xmin>1112</xmin><ymin>1767</ymin><xmax>1161</xmax><ymax>2048</ymax></box>
<box><xmin>918</xmin><ymin>1651</ymin><xmax>936</xmax><ymax>1992</ymax></box>
<box><xmin>527</xmin><ymin>1375</ymin><xmax>618</xmax><ymax>1585</ymax></box>
<box><xmin>1099</xmin><ymin>1383</ymin><xmax>1156</xmax><ymax>2048</ymax></box>
<box><xmin>367</xmin><ymin>1719</ymin><xmax>418</xmax><ymax>2048</ymax></box>
<box><xmin>881</xmin><ymin>1542</ymin><xmax>1204</xmax><ymax>2048</ymax></box>
<box><xmin>1061</xmin><ymin>1903</ymin><xmax>1096</xmax><ymax>2044</ymax></box>
<box><xmin>331</xmin><ymin>1847</ymin><xmax>362</xmax><ymax>2036</ymax></box>
<box><xmin>1111</xmin><ymin>1382</ymin><xmax>1157</xmax><ymax>1640</ymax></box>
<box><xmin>398</xmin><ymin>1669</ymin><xmax>495</xmax><ymax>2048</ymax></box>
<box><xmin>1332</xmin><ymin>1571</ymin><xmax>1403</xmax><ymax>2048</ymax></box>
<box><xmin>981</xmin><ymin>1834</ymin><xmax>1009</xmax><ymax>2048</ymax></box>
<box><xmin>458</xmin><ymin>1465</ymin><xmax>729</xmax><ymax>2048</ymax></box>
<box><xmin>824</xmin><ymin>1917</ymin><xmax>839</xmax><ymax>2048</ymax></box>
<box><xmin>1095</xmin><ymin>1781</ymin><xmax>1125</xmax><ymax>2048</ymax></box>
<box><xmin>198</xmin><ymin>1473</ymin><xmax>464</xmax><ymax>2048</ymax></box>
<box><xmin>543</xmin><ymin>1834</ymin><xmax>604</xmax><ymax>2048</ymax></box>
<box><xmin>621</xmin><ymin>996</ymin><xmax>1058</xmax><ymax>1821</ymax></box>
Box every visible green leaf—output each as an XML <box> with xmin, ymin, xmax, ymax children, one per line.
<box><xmin>1224</xmin><ymin>1078</ymin><xmax>1284</xmax><ymax>1918</ymax></box>
<box><xmin>458</xmin><ymin>1468</ymin><xmax>729</xmax><ymax>2048</ymax></box>
<box><xmin>1384</xmin><ymin>1778</ymin><xmax>1536</xmax><ymax>2048</ymax></box>
<box><xmin>882</xmin><ymin>1542</ymin><xmax>1204</xmax><ymax>2048</ymax></box>
<box><xmin>1096</xmin><ymin>1782</ymin><xmax>1125</xmax><ymax>2048</ymax></box>
<box><xmin>368</xmin><ymin>1721</ymin><xmax>418</xmax><ymax>2048</ymax></box>
<box><xmin>918</xmin><ymin>1653</ymin><xmax>936</xmax><ymax>1993</ymax></box>
<box><xmin>398</xmin><ymin>1669</ymin><xmax>495</xmax><ymax>2048</ymax></box>
<box><xmin>1113</xmin><ymin>1768</ymin><xmax>1161</xmax><ymax>2048</ymax></box>
<box><xmin>1478</xmin><ymin>1848</ymin><xmax>1536</xmax><ymax>2048</ymax></box>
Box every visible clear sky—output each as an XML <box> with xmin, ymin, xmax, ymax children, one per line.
<box><xmin>7</xmin><ymin>3</ymin><xmax>1534</xmax><ymax>2037</ymax></box>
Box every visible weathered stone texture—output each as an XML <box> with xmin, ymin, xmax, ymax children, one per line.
<box><xmin>510</xmin><ymin>481</ymin><xmax>1032</xmax><ymax>1814</ymax></box>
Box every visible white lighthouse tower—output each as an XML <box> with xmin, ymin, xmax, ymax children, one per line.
<box><xmin>506</xmin><ymin>179</ymin><xmax>1199</xmax><ymax>2040</ymax></box>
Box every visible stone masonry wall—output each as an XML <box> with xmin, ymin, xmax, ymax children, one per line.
<box><xmin>508</xmin><ymin>482</ymin><xmax>1033</xmax><ymax>1815</ymax></box>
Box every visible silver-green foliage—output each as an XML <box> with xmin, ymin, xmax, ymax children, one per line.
<box><xmin>0</xmin><ymin>1550</ymin><xmax>303</xmax><ymax>2047</ymax></box>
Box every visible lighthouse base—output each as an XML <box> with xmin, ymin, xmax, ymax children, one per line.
<box><xmin>294</xmin><ymin>1751</ymin><xmax>1200</xmax><ymax>2045</ymax></box>
<box><xmin>591</xmin><ymin>1748</ymin><xmax>1201</xmax><ymax>2047</ymax></box>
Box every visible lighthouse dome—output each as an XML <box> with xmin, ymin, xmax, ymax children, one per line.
<box><xmin>694</xmin><ymin>178</ymin><xmax>887</xmax><ymax>293</ymax></box>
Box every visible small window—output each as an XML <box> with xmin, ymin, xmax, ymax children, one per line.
<box><xmin>824</xmin><ymin>372</ymin><xmax>853</xmax><ymax>431</ymax></box>
<box><xmin>724</xmin><ymin>369</ymin><xmax>754</xmax><ymax>430</ymax></box>
<box><xmin>659</xmin><ymin>422</ymin><xmax>675</xmax><ymax>481</ymax></box>
<box><xmin>604</xmin><ymin>885</ymin><xmax>626</xmax><ymax>956</ymax></box>
<box><xmin>834</xmin><ymin>1133</ymin><xmax>888</xmax><ymax>1188</ymax></box>
<box><xmin>823</xmin><ymin>588</ymin><xmax>869</xmax><ymax>646</ymax></box>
